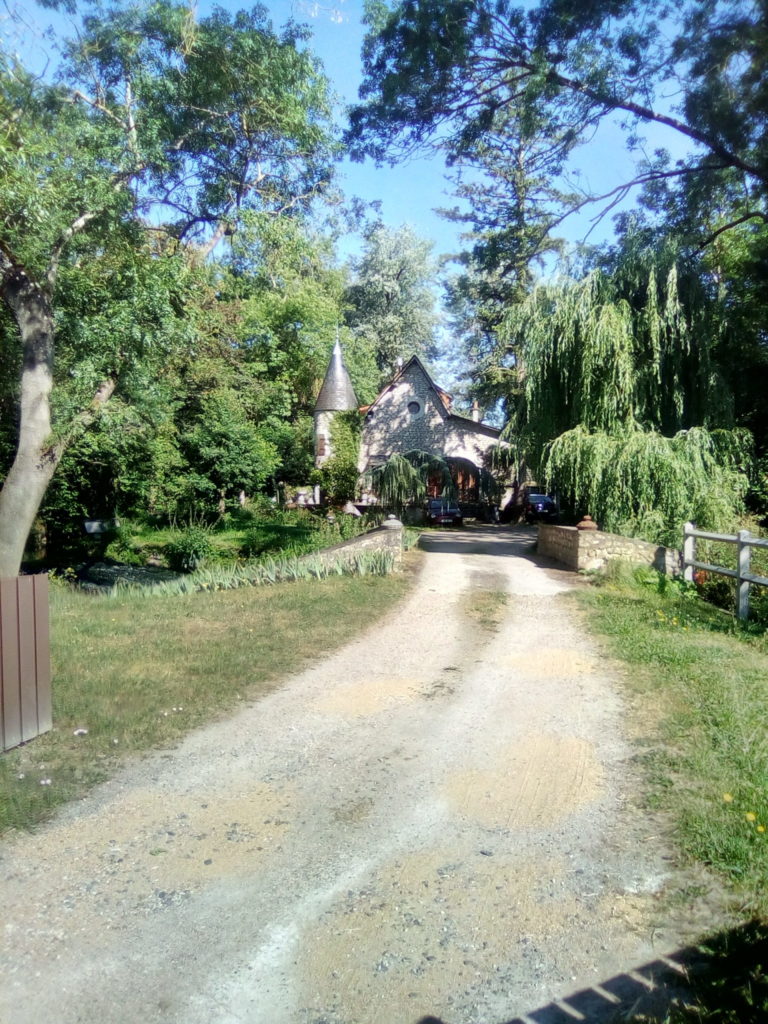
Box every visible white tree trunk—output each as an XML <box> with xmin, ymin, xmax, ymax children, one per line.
<box><xmin>0</xmin><ymin>266</ymin><xmax>58</xmax><ymax>578</ymax></box>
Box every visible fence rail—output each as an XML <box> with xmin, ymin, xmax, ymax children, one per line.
<box><xmin>0</xmin><ymin>576</ymin><xmax>52</xmax><ymax>752</ymax></box>
<box><xmin>683</xmin><ymin>521</ymin><xmax>768</xmax><ymax>620</ymax></box>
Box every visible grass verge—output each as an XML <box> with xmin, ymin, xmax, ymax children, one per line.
<box><xmin>576</xmin><ymin>565</ymin><xmax>768</xmax><ymax>1022</ymax></box>
<box><xmin>0</xmin><ymin>564</ymin><xmax>414</xmax><ymax>835</ymax></box>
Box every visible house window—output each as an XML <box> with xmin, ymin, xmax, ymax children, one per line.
<box><xmin>408</xmin><ymin>400</ymin><xmax>421</xmax><ymax>415</ymax></box>
<box><xmin>317</xmin><ymin>435</ymin><xmax>327</xmax><ymax>456</ymax></box>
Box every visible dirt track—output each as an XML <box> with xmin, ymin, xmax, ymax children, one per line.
<box><xmin>1</xmin><ymin>526</ymin><xmax>708</xmax><ymax>1024</ymax></box>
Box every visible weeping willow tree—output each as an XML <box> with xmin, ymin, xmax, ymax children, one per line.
<box><xmin>502</xmin><ymin>258</ymin><xmax>750</xmax><ymax>544</ymax></box>
<box><xmin>544</xmin><ymin>425</ymin><xmax>750</xmax><ymax>545</ymax></box>
<box><xmin>368</xmin><ymin>450</ymin><xmax>455</xmax><ymax>511</ymax></box>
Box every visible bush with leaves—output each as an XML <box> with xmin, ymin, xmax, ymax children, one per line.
<box><xmin>165</xmin><ymin>526</ymin><xmax>215</xmax><ymax>573</ymax></box>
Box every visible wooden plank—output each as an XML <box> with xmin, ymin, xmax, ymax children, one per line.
<box><xmin>0</xmin><ymin>583</ymin><xmax>5</xmax><ymax>750</ymax></box>
<box><xmin>688</xmin><ymin>560</ymin><xmax>739</xmax><ymax>580</ymax></box>
<box><xmin>0</xmin><ymin>578</ymin><xmax>22</xmax><ymax>752</ymax></box>
<box><xmin>33</xmin><ymin>576</ymin><xmax>52</xmax><ymax>735</ymax></box>
<box><xmin>688</xmin><ymin>529</ymin><xmax>737</xmax><ymax>543</ymax></box>
<box><xmin>16</xmin><ymin>577</ymin><xmax>38</xmax><ymax>743</ymax></box>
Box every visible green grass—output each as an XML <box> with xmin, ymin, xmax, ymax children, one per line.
<box><xmin>0</xmin><ymin>563</ymin><xmax>414</xmax><ymax>834</ymax></box>
<box><xmin>108</xmin><ymin>508</ymin><xmax>381</xmax><ymax>568</ymax></box>
<box><xmin>578</xmin><ymin>566</ymin><xmax>768</xmax><ymax>907</ymax></box>
<box><xmin>576</xmin><ymin>565</ymin><xmax>768</xmax><ymax>1021</ymax></box>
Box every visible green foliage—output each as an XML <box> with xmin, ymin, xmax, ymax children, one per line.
<box><xmin>0</xmin><ymin>0</ymin><xmax>340</xmax><ymax>574</ymax></box>
<box><xmin>316</xmin><ymin>410</ymin><xmax>362</xmax><ymax>503</ymax></box>
<box><xmin>178</xmin><ymin>387</ymin><xmax>280</xmax><ymax>506</ymax></box>
<box><xmin>369</xmin><ymin>449</ymin><xmax>455</xmax><ymax>510</ymax></box>
<box><xmin>116</xmin><ymin>546</ymin><xmax>397</xmax><ymax>598</ymax></box>
<box><xmin>165</xmin><ymin>525</ymin><xmax>215</xmax><ymax>573</ymax></box>
<box><xmin>350</xmin><ymin>1</ymin><xmax>768</xmax><ymax>240</ymax></box>
<box><xmin>507</xmin><ymin>260</ymin><xmax>726</xmax><ymax>444</ymax></box>
<box><xmin>351</xmin><ymin>0</ymin><xmax>768</xmax><ymax>460</ymax></box>
<box><xmin>493</xmin><ymin>247</ymin><xmax>754</xmax><ymax>544</ymax></box>
<box><xmin>580</xmin><ymin>569</ymin><xmax>768</xmax><ymax>913</ymax></box>
<box><xmin>100</xmin><ymin>506</ymin><xmax>378</xmax><ymax>574</ymax></box>
<box><xmin>344</xmin><ymin>223</ymin><xmax>440</xmax><ymax>379</ymax></box>
<box><xmin>317</xmin><ymin>457</ymin><xmax>359</xmax><ymax>504</ymax></box>
<box><xmin>104</xmin><ymin>522</ymin><xmax>145</xmax><ymax>567</ymax></box>
<box><xmin>543</xmin><ymin>425</ymin><xmax>751</xmax><ymax>545</ymax></box>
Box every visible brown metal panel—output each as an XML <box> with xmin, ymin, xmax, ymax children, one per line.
<box><xmin>16</xmin><ymin>578</ymin><xmax>38</xmax><ymax>743</ymax></box>
<box><xmin>0</xmin><ymin>577</ymin><xmax>22</xmax><ymax>751</ymax></box>
<box><xmin>33</xmin><ymin>575</ymin><xmax>52</xmax><ymax>735</ymax></box>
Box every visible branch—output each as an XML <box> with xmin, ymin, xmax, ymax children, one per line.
<box><xmin>50</xmin><ymin>377</ymin><xmax>117</xmax><ymax>461</ymax></box>
<box><xmin>191</xmin><ymin>220</ymin><xmax>231</xmax><ymax>264</ymax></box>
<box><xmin>46</xmin><ymin>210</ymin><xmax>100</xmax><ymax>291</ymax></box>
<box><xmin>542</xmin><ymin>65</ymin><xmax>768</xmax><ymax>186</ymax></box>
<box><xmin>695</xmin><ymin>211</ymin><xmax>768</xmax><ymax>251</ymax></box>
<box><xmin>69</xmin><ymin>89</ymin><xmax>126</xmax><ymax>128</ymax></box>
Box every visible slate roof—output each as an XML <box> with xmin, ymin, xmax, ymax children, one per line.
<box><xmin>314</xmin><ymin>340</ymin><xmax>358</xmax><ymax>412</ymax></box>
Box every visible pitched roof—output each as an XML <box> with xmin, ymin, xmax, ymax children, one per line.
<box><xmin>366</xmin><ymin>355</ymin><xmax>502</xmax><ymax>437</ymax></box>
<box><xmin>314</xmin><ymin>340</ymin><xmax>358</xmax><ymax>412</ymax></box>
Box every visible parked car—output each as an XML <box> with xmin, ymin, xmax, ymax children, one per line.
<box><xmin>524</xmin><ymin>493</ymin><xmax>558</xmax><ymax>523</ymax></box>
<box><xmin>426</xmin><ymin>498</ymin><xmax>464</xmax><ymax>527</ymax></box>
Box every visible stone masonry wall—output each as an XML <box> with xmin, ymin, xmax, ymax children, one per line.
<box><xmin>538</xmin><ymin>524</ymin><xmax>681</xmax><ymax>575</ymax></box>
<box><xmin>301</xmin><ymin>520</ymin><xmax>404</xmax><ymax>569</ymax></box>
<box><xmin>359</xmin><ymin>363</ymin><xmax>448</xmax><ymax>470</ymax></box>
<box><xmin>536</xmin><ymin>525</ymin><xmax>580</xmax><ymax>569</ymax></box>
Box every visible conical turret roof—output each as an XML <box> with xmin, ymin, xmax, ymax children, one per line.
<box><xmin>314</xmin><ymin>339</ymin><xmax>358</xmax><ymax>412</ymax></box>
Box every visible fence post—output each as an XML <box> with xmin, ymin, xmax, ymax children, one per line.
<box><xmin>683</xmin><ymin>522</ymin><xmax>695</xmax><ymax>582</ymax></box>
<box><xmin>737</xmin><ymin>530</ymin><xmax>751</xmax><ymax>621</ymax></box>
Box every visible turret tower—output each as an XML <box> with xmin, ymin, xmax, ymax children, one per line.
<box><xmin>313</xmin><ymin>340</ymin><xmax>358</xmax><ymax>467</ymax></box>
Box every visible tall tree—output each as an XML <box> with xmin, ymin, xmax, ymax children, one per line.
<box><xmin>504</xmin><ymin>244</ymin><xmax>751</xmax><ymax>541</ymax></box>
<box><xmin>344</xmin><ymin>222</ymin><xmax>439</xmax><ymax>378</ymax></box>
<box><xmin>0</xmin><ymin>0</ymin><xmax>337</xmax><ymax>576</ymax></box>
<box><xmin>349</xmin><ymin>0</ymin><xmax>768</xmax><ymax>246</ymax></box>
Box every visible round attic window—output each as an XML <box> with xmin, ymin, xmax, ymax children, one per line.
<box><xmin>407</xmin><ymin>400</ymin><xmax>421</xmax><ymax>415</ymax></box>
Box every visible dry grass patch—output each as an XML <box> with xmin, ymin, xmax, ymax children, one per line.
<box><xmin>463</xmin><ymin>588</ymin><xmax>509</xmax><ymax>632</ymax></box>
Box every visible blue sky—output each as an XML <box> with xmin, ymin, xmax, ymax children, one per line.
<box><xmin>255</xmin><ymin>1</ymin><xmax>692</xmax><ymax>264</ymax></box>
<box><xmin>12</xmin><ymin>0</ymin><xmax>697</xmax><ymax>314</ymax></box>
<box><xmin>14</xmin><ymin>0</ymin><xmax>687</xmax><ymax>267</ymax></box>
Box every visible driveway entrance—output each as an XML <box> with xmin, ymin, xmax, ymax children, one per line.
<box><xmin>2</xmin><ymin>525</ymin><xmax>691</xmax><ymax>1023</ymax></box>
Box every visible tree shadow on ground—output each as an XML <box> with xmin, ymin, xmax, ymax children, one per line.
<box><xmin>418</xmin><ymin>523</ymin><xmax>538</xmax><ymax>559</ymax></box>
<box><xmin>413</xmin><ymin>920</ymin><xmax>768</xmax><ymax>1023</ymax></box>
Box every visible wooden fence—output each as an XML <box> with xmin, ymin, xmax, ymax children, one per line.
<box><xmin>683</xmin><ymin>522</ymin><xmax>768</xmax><ymax>620</ymax></box>
<box><xmin>0</xmin><ymin>576</ymin><xmax>52</xmax><ymax>752</ymax></box>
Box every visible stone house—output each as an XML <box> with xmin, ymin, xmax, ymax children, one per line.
<box><xmin>314</xmin><ymin>346</ymin><xmax>506</xmax><ymax>502</ymax></box>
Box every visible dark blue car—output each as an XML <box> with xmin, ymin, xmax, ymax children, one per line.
<box><xmin>524</xmin><ymin>493</ymin><xmax>558</xmax><ymax>523</ymax></box>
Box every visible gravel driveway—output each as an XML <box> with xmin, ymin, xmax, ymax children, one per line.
<box><xmin>1</xmin><ymin>525</ymin><xmax>706</xmax><ymax>1024</ymax></box>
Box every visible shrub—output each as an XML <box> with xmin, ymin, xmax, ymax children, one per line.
<box><xmin>165</xmin><ymin>525</ymin><xmax>215</xmax><ymax>572</ymax></box>
<box><xmin>103</xmin><ymin>522</ymin><xmax>146</xmax><ymax>566</ymax></box>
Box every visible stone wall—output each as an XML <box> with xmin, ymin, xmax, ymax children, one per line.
<box><xmin>301</xmin><ymin>519</ymin><xmax>404</xmax><ymax>568</ymax></box>
<box><xmin>536</xmin><ymin>524</ymin><xmax>580</xmax><ymax>569</ymax></box>
<box><xmin>538</xmin><ymin>524</ymin><xmax>681</xmax><ymax>575</ymax></box>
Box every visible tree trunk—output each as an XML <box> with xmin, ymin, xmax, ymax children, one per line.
<box><xmin>0</xmin><ymin>266</ymin><xmax>58</xmax><ymax>578</ymax></box>
<box><xmin>0</xmin><ymin>256</ymin><xmax>116</xmax><ymax>576</ymax></box>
